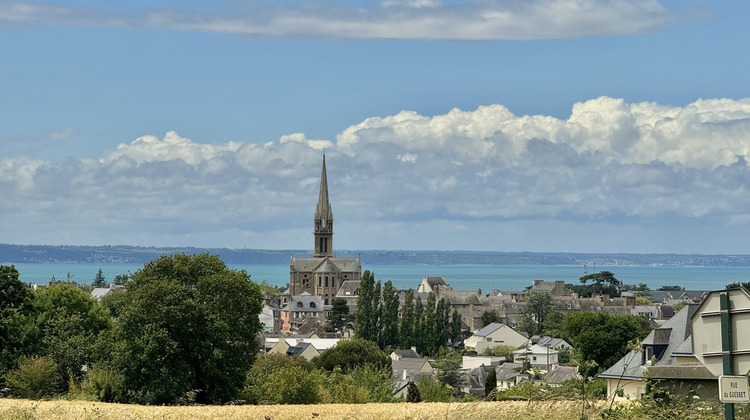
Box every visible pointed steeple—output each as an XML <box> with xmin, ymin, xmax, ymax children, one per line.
<box><xmin>314</xmin><ymin>155</ymin><xmax>333</xmax><ymax>257</ymax></box>
<box><xmin>315</xmin><ymin>155</ymin><xmax>333</xmax><ymax>222</ymax></box>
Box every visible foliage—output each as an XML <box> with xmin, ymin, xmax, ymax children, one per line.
<box><xmin>480</xmin><ymin>310</ymin><xmax>501</xmax><ymax>328</ymax></box>
<box><xmin>92</xmin><ymin>269</ymin><xmax>107</xmax><ymax>288</ymax></box>
<box><xmin>32</xmin><ymin>283</ymin><xmax>111</xmax><ymax>387</ymax></box>
<box><xmin>5</xmin><ymin>356</ymin><xmax>60</xmax><ymax>399</ymax></box>
<box><xmin>379</xmin><ymin>280</ymin><xmax>400</xmax><ymax>349</ymax></box>
<box><xmin>113</xmin><ymin>253</ymin><xmax>264</xmax><ymax>404</ymax></box>
<box><xmin>557</xmin><ymin>311</ymin><xmax>651</xmax><ymax>369</ymax></box>
<box><xmin>433</xmin><ymin>351</ymin><xmax>464</xmax><ymax>391</ymax></box>
<box><xmin>572</xmin><ymin>271</ymin><xmax>622</xmax><ymax>297</ymax></box>
<box><xmin>257</xmin><ymin>280</ymin><xmax>282</xmax><ymax>296</ymax></box>
<box><xmin>658</xmin><ymin>285</ymin><xmax>685</xmax><ymax>291</ymax></box>
<box><xmin>672</xmin><ymin>301</ymin><xmax>688</xmax><ymax>312</ymax></box>
<box><xmin>398</xmin><ymin>289</ymin><xmax>415</xmax><ymax>348</ymax></box>
<box><xmin>635</xmin><ymin>296</ymin><xmax>654</xmax><ymax>305</ymax></box>
<box><xmin>322</xmin><ymin>365</ymin><xmax>395</xmax><ymax>403</ymax></box>
<box><xmin>112</xmin><ymin>273</ymin><xmax>130</xmax><ymax>286</ymax></box>
<box><xmin>79</xmin><ymin>366</ymin><xmax>125</xmax><ymax>403</ymax></box>
<box><xmin>98</xmin><ymin>290</ymin><xmax>128</xmax><ymax>318</ymax></box>
<box><xmin>354</xmin><ymin>270</ymin><xmax>378</xmax><ymax>342</ymax></box>
<box><xmin>519</xmin><ymin>292</ymin><xmax>556</xmax><ymax>336</ymax></box>
<box><xmin>416</xmin><ymin>376</ymin><xmax>453</xmax><ymax>402</ymax></box>
<box><xmin>0</xmin><ymin>265</ymin><xmax>36</xmax><ymax>374</ymax></box>
<box><xmin>243</xmin><ymin>354</ymin><xmax>324</xmax><ymax>405</ymax></box>
<box><xmin>328</xmin><ymin>297</ymin><xmax>351</xmax><ymax>331</ymax></box>
<box><xmin>481</xmin><ymin>344</ymin><xmax>516</xmax><ymax>360</ymax></box>
<box><xmin>312</xmin><ymin>338</ymin><xmax>390</xmax><ymax>373</ymax></box>
<box><xmin>484</xmin><ymin>367</ymin><xmax>497</xmax><ymax>396</ymax></box>
<box><xmin>557</xmin><ymin>346</ymin><xmax>571</xmax><ymax>364</ymax></box>
<box><xmin>726</xmin><ymin>281</ymin><xmax>750</xmax><ymax>291</ymax></box>
<box><xmin>406</xmin><ymin>380</ymin><xmax>421</xmax><ymax>402</ymax></box>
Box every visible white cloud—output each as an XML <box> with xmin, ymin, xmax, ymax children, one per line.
<box><xmin>2</xmin><ymin>96</ymin><xmax>750</xmax><ymax>251</ymax></box>
<box><xmin>0</xmin><ymin>0</ymin><xmax>680</xmax><ymax>40</ymax></box>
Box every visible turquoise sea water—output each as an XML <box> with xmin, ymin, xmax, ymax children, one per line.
<box><xmin>7</xmin><ymin>262</ymin><xmax>750</xmax><ymax>292</ymax></box>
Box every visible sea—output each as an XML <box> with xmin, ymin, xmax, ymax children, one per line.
<box><xmin>7</xmin><ymin>262</ymin><xmax>750</xmax><ymax>292</ymax></box>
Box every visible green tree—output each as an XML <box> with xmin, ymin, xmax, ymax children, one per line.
<box><xmin>484</xmin><ymin>367</ymin><xmax>497</xmax><ymax>397</ymax></box>
<box><xmin>399</xmin><ymin>289</ymin><xmax>415</xmax><ymax>348</ymax></box>
<box><xmin>329</xmin><ymin>297</ymin><xmax>351</xmax><ymax>331</ymax></box>
<box><xmin>433</xmin><ymin>351</ymin><xmax>464</xmax><ymax>391</ymax></box>
<box><xmin>380</xmin><ymin>281</ymin><xmax>399</xmax><ymax>349</ymax></box>
<box><xmin>32</xmin><ymin>283</ymin><xmax>111</xmax><ymax>387</ymax></box>
<box><xmin>482</xmin><ymin>344</ymin><xmax>516</xmax><ymax>360</ymax></box>
<box><xmin>558</xmin><ymin>311</ymin><xmax>651</xmax><ymax>369</ymax></box>
<box><xmin>416</xmin><ymin>376</ymin><xmax>453</xmax><ymax>402</ymax></box>
<box><xmin>519</xmin><ymin>292</ymin><xmax>556</xmax><ymax>336</ymax></box>
<box><xmin>312</xmin><ymin>338</ymin><xmax>391</xmax><ymax>373</ymax></box>
<box><xmin>577</xmin><ymin>270</ymin><xmax>622</xmax><ymax>297</ymax></box>
<box><xmin>726</xmin><ymin>281</ymin><xmax>750</xmax><ymax>291</ymax></box>
<box><xmin>480</xmin><ymin>310</ymin><xmax>501</xmax><ymax>328</ymax></box>
<box><xmin>113</xmin><ymin>253</ymin><xmax>263</xmax><ymax>404</ymax></box>
<box><xmin>112</xmin><ymin>273</ymin><xmax>130</xmax><ymax>286</ymax></box>
<box><xmin>0</xmin><ymin>265</ymin><xmax>36</xmax><ymax>374</ymax></box>
<box><xmin>450</xmin><ymin>309</ymin><xmax>462</xmax><ymax>346</ymax></box>
<box><xmin>354</xmin><ymin>270</ymin><xmax>377</xmax><ymax>342</ymax></box>
<box><xmin>5</xmin><ymin>355</ymin><xmax>60</xmax><ymax>399</ymax></box>
<box><xmin>92</xmin><ymin>269</ymin><xmax>107</xmax><ymax>288</ymax></box>
<box><xmin>243</xmin><ymin>353</ymin><xmax>323</xmax><ymax>404</ymax></box>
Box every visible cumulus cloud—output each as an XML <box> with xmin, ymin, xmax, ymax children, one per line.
<box><xmin>2</xmin><ymin>96</ymin><xmax>750</xmax><ymax>250</ymax></box>
<box><xmin>0</xmin><ymin>0</ymin><xmax>680</xmax><ymax>40</ymax></box>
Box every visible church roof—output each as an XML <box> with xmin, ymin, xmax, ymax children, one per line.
<box><xmin>291</xmin><ymin>256</ymin><xmax>360</xmax><ymax>273</ymax></box>
<box><xmin>315</xmin><ymin>155</ymin><xmax>333</xmax><ymax>221</ymax></box>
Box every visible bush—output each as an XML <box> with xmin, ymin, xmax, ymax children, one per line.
<box><xmin>82</xmin><ymin>367</ymin><xmax>125</xmax><ymax>403</ymax></box>
<box><xmin>5</xmin><ymin>356</ymin><xmax>60</xmax><ymax>399</ymax></box>
<box><xmin>243</xmin><ymin>354</ymin><xmax>325</xmax><ymax>404</ymax></box>
<box><xmin>416</xmin><ymin>377</ymin><xmax>453</xmax><ymax>402</ymax></box>
<box><xmin>322</xmin><ymin>365</ymin><xmax>395</xmax><ymax>403</ymax></box>
<box><xmin>312</xmin><ymin>338</ymin><xmax>390</xmax><ymax>373</ymax></box>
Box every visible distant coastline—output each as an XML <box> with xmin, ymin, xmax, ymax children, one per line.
<box><xmin>2</xmin><ymin>243</ymin><xmax>750</xmax><ymax>267</ymax></box>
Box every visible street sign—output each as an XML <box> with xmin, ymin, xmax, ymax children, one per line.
<box><xmin>719</xmin><ymin>375</ymin><xmax>750</xmax><ymax>403</ymax></box>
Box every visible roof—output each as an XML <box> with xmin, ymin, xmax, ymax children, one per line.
<box><xmin>513</xmin><ymin>344</ymin><xmax>559</xmax><ymax>356</ymax></box>
<box><xmin>438</xmin><ymin>290</ymin><xmax>480</xmax><ymax>305</ymax></box>
<box><xmin>90</xmin><ymin>288</ymin><xmax>112</xmax><ymax>300</ymax></box>
<box><xmin>423</xmin><ymin>276</ymin><xmax>447</xmax><ymax>288</ymax></box>
<box><xmin>286</xmin><ymin>342</ymin><xmax>317</xmax><ymax>356</ymax></box>
<box><xmin>545</xmin><ymin>366</ymin><xmax>578</xmax><ymax>384</ymax></box>
<box><xmin>474</xmin><ymin>322</ymin><xmax>505</xmax><ymax>337</ymax></box>
<box><xmin>315</xmin><ymin>155</ymin><xmax>333</xmax><ymax>221</ymax></box>
<box><xmin>495</xmin><ymin>363</ymin><xmax>525</xmax><ymax>381</ymax></box>
<box><xmin>291</xmin><ymin>256</ymin><xmax>361</xmax><ymax>273</ymax></box>
<box><xmin>288</xmin><ymin>294</ymin><xmax>324</xmax><ymax>312</ymax></box>
<box><xmin>392</xmin><ymin>349</ymin><xmax>420</xmax><ymax>359</ymax></box>
<box><xmin>336</xmin><ymin>280</ymin><xmax>361</xmax><ymax>297</ymax></box>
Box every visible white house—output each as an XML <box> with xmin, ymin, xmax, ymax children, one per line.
<box><xmin>464</xmin><ymin>322</ymin><xmax>528</xmax><ymax>354</ymax></box>
<box><xmin>512</xmin><ymin>344</ymin><xmax>559</xmax><ymax>370</ymax></box>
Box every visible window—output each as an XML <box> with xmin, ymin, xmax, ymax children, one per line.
<box><xmin>325</xmin><ymin>298</ymin><xmax>328</xmax><ymax>305</ymax></box>
<box><xmin>325</xmin><ymin>277</ymin><xmax>329</xmax><ymax>287</ymax></box>
<box><xmin>310</xmin><ymin>302</ymin><xmax>316</xmax><ymax>309</ymax></box>
<box><xmin>532</xmin><ymin>356</ymin><xmax>537</xmax><ymax>361</ymax></box>
<box><xmin>296</xmin><ymin>302</ymin><xmax>303</xmax><ymax>308</ymax></box>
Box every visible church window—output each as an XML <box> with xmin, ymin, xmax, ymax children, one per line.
<box><xmin>325</xmin><ymin>298</ymin><xmax>329</xmax><ymax>305</ymax></box>
<box><xmin>318</xmin><ymin>277</ymin><xmax>321</xmax><ymax>287</ymax></box>
<box><xmin>325</xmin><ymin>277</ymin><xmax>329</xmax><ymax>287</ymax></box>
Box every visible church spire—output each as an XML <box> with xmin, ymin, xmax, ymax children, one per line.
<box><xmin>314</xmin><ymin>155</ymin><xmax>333</xmax><ymax>257</ymax></box>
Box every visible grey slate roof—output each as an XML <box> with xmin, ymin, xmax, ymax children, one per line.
<box><xmin>439</xmin><ymin>290</ymin><xmax>481</xmax><ymax>305</ymax></box>
<box><xmin>545</xmin><ymin>366</ymin><xmax>579</xmax><ymax>384</ymax></box>
<box><xmin>392</xmin><ymin>349</ymin><xmax>420</xmax><ymax>359</ymax></box>
<box><xmin>288</xmin><ymin>294</ymin><xmax>324</xmax><ymax>312</ymax></box>
<box><xmin>474</xmin><ymin>322</ymin><xmax>504</xmax><ymax>337</ymax></box>
<box><xmin>336</xmin><ymin>280</ymin><xmax>361</xmax><ymax>297</ymax></box>
<box><xmin>291</xmin><ymin>256</ymin><xmax>361</xmax><ymax>273</ymax></box>
<box><xmin>495</xmin><ymin>363</ymin><xmax>525</xmax><ymax>381</ymax></box>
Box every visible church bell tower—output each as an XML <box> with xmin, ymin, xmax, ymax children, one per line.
<box><xmin>314</xmin><ymin>156</ymin><xmax>333</xmax><ymax>258</ymax></box>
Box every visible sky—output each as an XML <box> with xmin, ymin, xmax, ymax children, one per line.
<box><xmin>1</xmin><ymin>0</ymin><xmax>750</xmax><ymax>254</ymax></box>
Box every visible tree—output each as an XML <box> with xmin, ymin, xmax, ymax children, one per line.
<box><xmin>112</xmin><ymin>253</ymin><xmax>263</xmax><ymax>404</ymax></box>
<box><xmin>399</xmin><ymin>289</ymin><xmax>415</xmax><ymax>348</ymax></box>
<box><xmin>243</xmin><ymin>353</ymin><xmax>323</xmax><ymax>404</ymax></box>
<box><xmin>433</xmin><ymin>351</ymin><xmax>464</xmax><ymax>392</ymax></box>
<box><xmin>519</xmin><ymin>292</ymin><xmax>556</xmax><ymax>336</ymax></box>
<box><xmin>0</xmin><ymin>265</ymin><xmax>36</xmax><ymax>373</ymax></box>
<box><xmin>312</xmin><ymin>338</ymin><xmax>391</xmax><ymax>373</ymax></box>
<box><xmin>329</xmin><ymin>297</ymin><xmax>351</xmax><ymax>331</ymax></box>
<box><xmin>450</xmin><ymin>309</ymin><xmax>462</xmax><ymax>346</ymax></box>
<box><xmin>484</xmin><ymin>367</ymin><xmax>497</xmax><ymax>397</ymax></box>
<box><xmin>406</xmin><ymin>380</ymin><xmax>421</xmax><ymax>402</ymax></box>
<box><xmin>5</xmin><ymin>355</ymin><xmax>60</xmax><ymax>399</ymax></box>
<box><xmin>558</xmin><ymin>311</ymin><xmax>651</xmax><ymax>369</ymax></box>
<box><xmin>480</xmin><ymin>310</ymin><xmax>501</xmax><ymax>328</ymax></box>
<box><xmin>354</xmin><ymin>270</ymin><xmax>377</xmax><ymax>342</ymax></box>
<box><xmin>112</xmin><ymin>273</ymin><xmax>130</xmax><ymax>286</ymax></box>
<box><xmin>575</xmin><ymin>271</ymin><xmax>622</xmax><ymax>297</ymax></box>
<box><xmin>726</xmin><ymin>281</ymin><xmax>750</xmax><ymax>291</ymax></box>
<box><xmin>92</xmin><ymin>269</ymin><xmax>108</xmax><ymax>288</ymax></box>
<box><xmin>32</xmin><ymin>283</ymin><xmax>111</xmax><ymax>387</ymax></box>
<box><xmin>380</xmin><ymin>280</ymin><xmax>399</xmax><ymax>349</ymax></box>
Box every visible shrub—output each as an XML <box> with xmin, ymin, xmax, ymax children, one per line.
<box><xmin>82</xmin><ymin>367</ymin><xmax>124</xmax><ymax>403</ymax></box>
<box><xmin>5</xmin><ymin>356</ymin><xmax>60</xmax><ymax>399</ymax></box>
<box><xmin>243</xmin><ymin>354</ymin><xmax>324</xmax><ymax>404</ymax></box>
<box><xmin>416</xmin><ymin>377</ymin><xmax>453</xmax><ymax>402</ymax></box>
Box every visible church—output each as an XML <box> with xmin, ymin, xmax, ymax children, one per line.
<box><xmin>287</xmin><ymin>156</ymin><xmax>361</xmax><ymax>306</ymax></box>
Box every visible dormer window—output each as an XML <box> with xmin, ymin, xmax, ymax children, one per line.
<box><xmin>310</xmin><ymin>302</ymin><xmax>316</xmax><ymax>309</ymax></box>
<box><xmin>297</xmin><ymin>302</ymin><xmax>303</xmax><ymax>308</ymax></box>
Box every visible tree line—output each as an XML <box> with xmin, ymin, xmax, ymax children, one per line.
<box><xmin>353</xmin><ymin>270</ymin><xmax>462</xmax><ymax>356</ymax></box>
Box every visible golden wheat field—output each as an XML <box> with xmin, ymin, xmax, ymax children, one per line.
<box><xmin>0</xmin><ymin>399</ymin><xmax>608</xmax><ymax>420</ymax></box>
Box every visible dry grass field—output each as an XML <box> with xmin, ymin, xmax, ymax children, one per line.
<box><xmin>0</xmin><ymin>399</ymin><xmax>604</xmax><ymax>420</ymax></box>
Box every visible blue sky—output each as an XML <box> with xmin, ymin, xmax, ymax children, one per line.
<box><xmin>1</xmin><ymin>0</ymin><xmax>750</xmax><ymax>253</ymax></box>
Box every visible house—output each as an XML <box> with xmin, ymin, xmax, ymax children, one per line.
<box><xmin>545</xmin><ymin>365</ymin><xmax>579</xmax><ymax>387</ymax></box>
<box><xmin>259</xmin><ymin>303</ymin><xmax>281</xmax><ymax>333</ymax></box>
<box><xmin>90</xmin><ymin>284</ymin><xmax>125</xmax><ymax>301</ymax></box>
<box><xmin>494</xmin><ymin>363</ymin><xmax>526</xmax><ymax>391</ymax></box>
<box><xmin>526</xmin><ymin>335</ymin><xmax>573</xmax><ymax>351</ymax></box>
<box><xmin>417</xmin><ymin>276</ymin><xmax>449</xmax><ymax>294</ymax></box>
<box><xmin>598</xmin><ymin>303</ymin><xmax>713</xmax><ymax>401</ymax></box>
<box><xmin>281</xmin><ymin>292</ymin><xmax>324</xmax><ymax>332</ymax></box>
<box><xmin>391</xmin><ymin>357</ymin><xmax>435</xmax><ymax>382</ymax></box>
<box><xmin>462</xmin><ymin>355</ymin><xmax>504</xmax><ymax>370</ymax></box>
<box><xmin>390</xmin><ymin>348</ymin><xmax>420</xmax><ymax>361</ymax></box>
<box><xmin>462</xmin><ymin>365</ymin><xmax>495</xmax><ymax>396</ymax></box>
<box><xmin>286</xmin><ymin>342</ymin><xmax>320</xmax><ymax>361</ymax></box>
<box><xmin>464</xmin><ymin>322</ymin><xmax>528</xmax><ymax>354</ymax></box>
<box><xmin>512</xmin><ymin>344</ymin><xmax>559</xmax><ymax>370</ymax></box>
